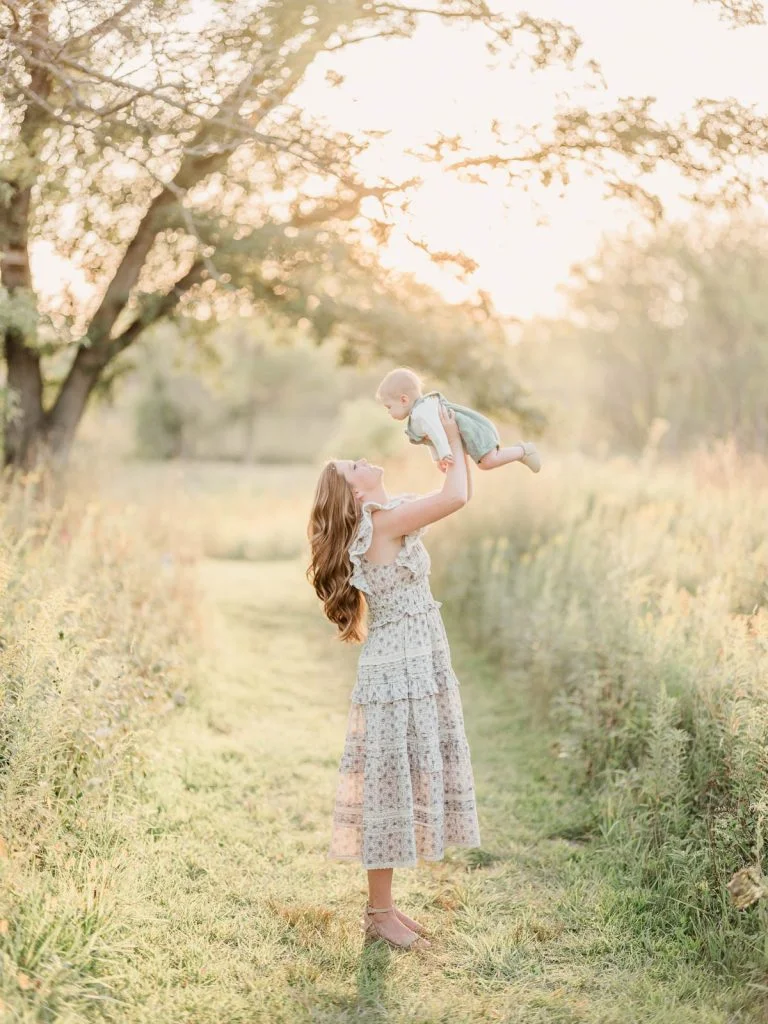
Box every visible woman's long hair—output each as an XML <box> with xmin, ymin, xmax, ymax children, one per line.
<box><xmin>307</xmin><ymin>461</ymin><xmax>365</xmax><ymax>643</ymax></box>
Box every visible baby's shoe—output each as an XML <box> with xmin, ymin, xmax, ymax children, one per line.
<box><xmin>517</xmin><ymin>441</ymin><xmax>541</xmax><ymax>473</ymax></box>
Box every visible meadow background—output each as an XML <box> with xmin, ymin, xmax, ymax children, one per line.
<box><xmin>3</xmin><ymin>329</ymin><xmax>768</xmax><ymax>1021</ymax></box>
<box><xmin>3</xmin><ymin>0</ymin><xmax>768</xmax><ymax>1021</ymax></box>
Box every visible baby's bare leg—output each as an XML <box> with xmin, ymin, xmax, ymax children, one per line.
<box><xmin>477</xmin><ymin>445</ymin><xmax>525</xmax><ymax>470</ymax></box>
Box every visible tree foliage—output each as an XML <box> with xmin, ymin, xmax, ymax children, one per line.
<box><xmin>521</xmin><ymin>217</ymin><xmax>768</xmax><ymax>453</ymax></box>
<box><xmin>1</xmin><ymin>0</ymin><xmax>767</xmax><ymax>465</ymax></box>
<box><xmin>697</xmin><ymin>0</ymin><xmax>765</xmax><ymax>25</ymax></box>
<box><xmin>1</xmin><ymin>0</ymin><xmax>583</xmax><ymax>464</ymax></box>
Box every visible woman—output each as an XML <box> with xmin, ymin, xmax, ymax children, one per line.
<box><xmin>307</xmin><ymin>406</ymin><xmax>481</xmax><ymax>951</ymax></box>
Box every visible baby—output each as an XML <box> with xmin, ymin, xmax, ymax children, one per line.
<box><xmin>376</xmin><ymin>367</ymin><xmax>541</xmax><ymax>473</ymax></box>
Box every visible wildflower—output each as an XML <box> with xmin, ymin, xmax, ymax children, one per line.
<box><xmin>726</xmin><ymin>866</ymin><xmax>768</xmax><ymax>909</ymax></box>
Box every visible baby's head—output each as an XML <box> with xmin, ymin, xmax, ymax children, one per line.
<box><xmin>375</xmin><ymin>367</ymin><xmax>423</xmax><ymax>421</ymax></box>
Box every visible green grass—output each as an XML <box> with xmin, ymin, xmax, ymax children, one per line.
<box><xmin>0</xmin><ymin>469</ymin><xmax>200</xmax><ymax>1024</ymax></box>
<box><xmin>3</xmin><ymin>458</ymin><xmax>766</xmax><ymax>1021</ymax></box>
<box><xmin>429</xmin><ymin>448</ymin><xmax>768</xmax><ymax>982</ymax></box>
<box><xmin>98</xmin><ymin>555</ymin><xmax>761</xmax><ymax>1022</ymax></box>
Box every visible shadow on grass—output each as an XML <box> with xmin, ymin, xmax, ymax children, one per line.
<box><xmin>354</xmin><ymin>939</ymin><xmax>393</xmax><ymax>1022</ymax></box>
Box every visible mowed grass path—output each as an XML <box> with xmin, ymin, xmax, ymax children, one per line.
<box><xmin>118</xmin><ymin>553</ymin><xmax>760</xmax><ymax>1024</ymax></box>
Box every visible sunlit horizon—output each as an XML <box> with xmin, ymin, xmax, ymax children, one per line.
<box><xmin>31</xmin><ymin>0</ymin><xmax>768</xmax><ymax>322</ymax></box>
<box><xmin>300</xmin><ymin>0</ymin><xmax>768</xmax><ymax>318</ymax></box>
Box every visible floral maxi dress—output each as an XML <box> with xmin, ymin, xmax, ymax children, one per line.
<box><xmin>328</xmin><ymin>496</ymin><xmax>482</xmax><ymax>869</ymax></box>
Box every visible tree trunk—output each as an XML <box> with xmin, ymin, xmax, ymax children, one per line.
<box><xmin>44</xmin><ymin>259</ymin><xmax>207</xmax><ymax>465</ymax></box>
<box><xmin>0</xmin><ymin>4</ymin><xmax>54</xmax><ymax>470</ymax></box>
<box><xmin>44</xmin><ymin>347</ymin><xmax>108</xmax><ymax>463</ymax></box>
<box><xmin>1</xmin><ymin>191</ymin><xmax>46</xmax><ymax>470</ymax></box>
<box><xmin>3</xmin><ymin>339</ymin><xmax>112</xmax><ymax>470</ymax></box>
<box><xmin>3</xmin><ymin>332</ymin><xmax>45</xmax><ymax>470</ymax></box>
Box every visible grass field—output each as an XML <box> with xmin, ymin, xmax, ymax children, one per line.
<box><xmin>430</xmin><ymin>446</ymin><xmax>768</xmax><ymax>991</ymax></box>
<box><xmin>1</xmin><ymin>457</ymin><xmax>766</xmax><ymax>1022</ymax></box>
<box><xmin>88</xmin><ymin>556</ymin><xmax>763</xmax><ymax>1022</ymax></box>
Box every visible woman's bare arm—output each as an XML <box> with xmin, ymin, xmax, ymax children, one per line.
<box><xmin>464</xmin><ymin>448</ymin><xmax>473</xmax><ymax>502</ymax></box>
<box><xmin>374</xmin><ymin>407</ymin><xmax>468</xmax><ymax>537</ymax></box>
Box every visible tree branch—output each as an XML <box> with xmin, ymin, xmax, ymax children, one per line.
<box><xmin>45</xmin><ymin>259</ymin><xmax>207</xmax><ymax>452</ymax></box>
<box><xmin>6</xmin><ymin>33</ymin><xmax>283</xmax><ymax>143</ymax></box>
<box><xmin>372</xmin><ymin>3</ymin><xmax>498</xmax><ymax>20</ymax></box>
<box><xmin>58</xmin><ymin>0</ymin><xmax>145</xmax><ymax>56</ymax></box>
<box><xmin>75</xmin><ymin>13</ymin><xmax>352</xmax><ymax>358</ymax></box>
<box><xmin>326</xmin><ymin>29</ymin><xmax>408</xmax><ymax>51</ymax></box>
<box><xmin>107</xmin><ymin>259</ymin><xmax>207</xmax><ymax>359</ymax></box>
<box><xmin>243</xmin><ymin>19</ymin><xmax>340</xmax><ymax>127</ymax></box>
<box><xmin>289</xmin><ymin>179</ymin><xmax>419</xmax><ymax>228</ymax></box>
<box><xmin>695</xmin><ymin>0</ymin><xmax>765</xmax><ymax>25</ymax></box>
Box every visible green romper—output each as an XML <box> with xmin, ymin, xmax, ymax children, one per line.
<box><xmin>405</xmin><ymin>391</ymin><xmax>501</xmax><ymax>465</ymax></box>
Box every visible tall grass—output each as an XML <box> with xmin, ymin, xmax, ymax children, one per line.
<box><xmin>431</xmin><ymin>443</ymin><xmax>768</xmax><ymax>977</ymax></box>
<box><xmin>0</xmin><ymin>467</ymin><xmax>200</xmax><ymax>1020</ymax></box>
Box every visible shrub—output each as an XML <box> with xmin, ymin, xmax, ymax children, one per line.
<box><xmin>431</xmin><ymin>451</ymin><xmax>768</xmax><ymax>976</ymax></box>
<box><xmin>321</xmin><ymin>397</ymin><xmax>405</xmax><ymax>462</ymax></box>
<box><xmin>0</xmin><ymin>468</ymin><xmax>200</xmax><ymax>1015</ymax></box>
<box><xmin>134</xmin><ymin>374</ymin><xmax>186</xmax><ymax>459</ymax></box>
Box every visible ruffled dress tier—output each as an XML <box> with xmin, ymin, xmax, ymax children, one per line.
<box><xmin>328</xmin><ymin>495</ymin><xmax>481</xmax><ymax>869</ymax></box>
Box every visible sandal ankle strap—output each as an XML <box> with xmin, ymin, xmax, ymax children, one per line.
<box><xmin>366</xmin><ymin>903</ymin><xmax>394</xmax><ymax>914</ymax></box>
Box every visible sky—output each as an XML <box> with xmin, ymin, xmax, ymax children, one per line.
<box><xmin>32</xmin><ymin>0</ymin><xmax>768</xmax><ymax>322</ymax></box>
<box><xmin>295</xmin><ymin>0</ymin><xmax>768</xmax><ymax>317</ymax></box>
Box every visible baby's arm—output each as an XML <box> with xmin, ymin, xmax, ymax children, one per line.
<box><xmin>411</xmin><ymin>396</ymin><xmax>453</xmax><ymax>463</ymax></box>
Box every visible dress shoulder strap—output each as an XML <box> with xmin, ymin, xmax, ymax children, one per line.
<box><xmin>347</xmin><ymin>494</ymin><xmax>419</xmax><ymax>594</ymax></box>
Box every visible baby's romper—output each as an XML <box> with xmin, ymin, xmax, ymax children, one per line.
<box><xmin>328</xmin><ymin>495</ymin><xmax>481</xmax><ymax>869</ymax></box>
<box><xmin>405</xmin><ymin>392</ymin><xmax>501</xmax><ymax>465</ymax></box>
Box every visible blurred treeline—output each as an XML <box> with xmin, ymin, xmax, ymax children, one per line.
<box><xmin>118</xmin><ymin>321</ymin><xmax>403</xmax><ymax>464</ymax></box>
<box><xmin>519</xmin><ymin>216</ymin><xmax>768</xmax><ymax>455</ymax></box>
<box><xmin>111</xmin><ymin>215</ymin><xmax>768</xmax><ymax>462</ymax></box>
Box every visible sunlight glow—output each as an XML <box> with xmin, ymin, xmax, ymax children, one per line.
<box><xmin>30</xmin><ymin>0</ymin><xmax>768</xmax><ymax>321</ymax></box>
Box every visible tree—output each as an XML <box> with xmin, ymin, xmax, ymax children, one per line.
<box><xmin>0</xmin><ymin>0</ymin><xmax>561</xmax><ymax>467</ymax></box>
<box><xmin>1</xmin><ymin>0</ymin><xmax>766</xmax><ymax>467</ymax></box>
<box><xmin>519</xmin><ymin>216</ymin><xmax>768</xmax><ymax>453</ymax></box>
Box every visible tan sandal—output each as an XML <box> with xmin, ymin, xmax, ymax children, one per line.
<box><xmin>517</xmin><ymin>441</ymin><xmax>541</xmax><ymax>473</ymax></box>
<box><xmin>361</xmin><ymin>903</ymin><xmax>430</xmax><ymax>950</ymax></box>
<box><xmin>393</xmin><ymin>904</ymin><xmax>428</xmax><ymax>936</ymax></box>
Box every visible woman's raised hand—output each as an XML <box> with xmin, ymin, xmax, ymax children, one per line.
<box><xmin>371</xmin><ymin>401</ymin><xmax>468</xmax><ymax>536</ymax></box>
<box><xmin>439</xmin><ymin>403</ymin><xmax>461</xmax><ymax>446</ymax></box>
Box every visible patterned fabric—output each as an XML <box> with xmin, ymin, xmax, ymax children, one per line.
<box><xmin>328</xmin><ymin>495</ymin><xmax>481</xmax><ymax>869</ymax></box>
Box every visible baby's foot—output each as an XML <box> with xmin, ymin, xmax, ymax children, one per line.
<box><xmin>517</xmin><ymin>441</ymin><xmax>541</xmax><ymax>473</ymax></box>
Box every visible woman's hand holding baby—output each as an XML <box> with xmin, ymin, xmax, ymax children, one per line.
<box><xmin>439</xmin><ymin>403</ymin><xmax>460</xmax><ymax>443</ymax></box>
<box><xmin>438</xmin><ymin>404</ymin><xmax>461</xmax><ymax>470</ymax></box>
